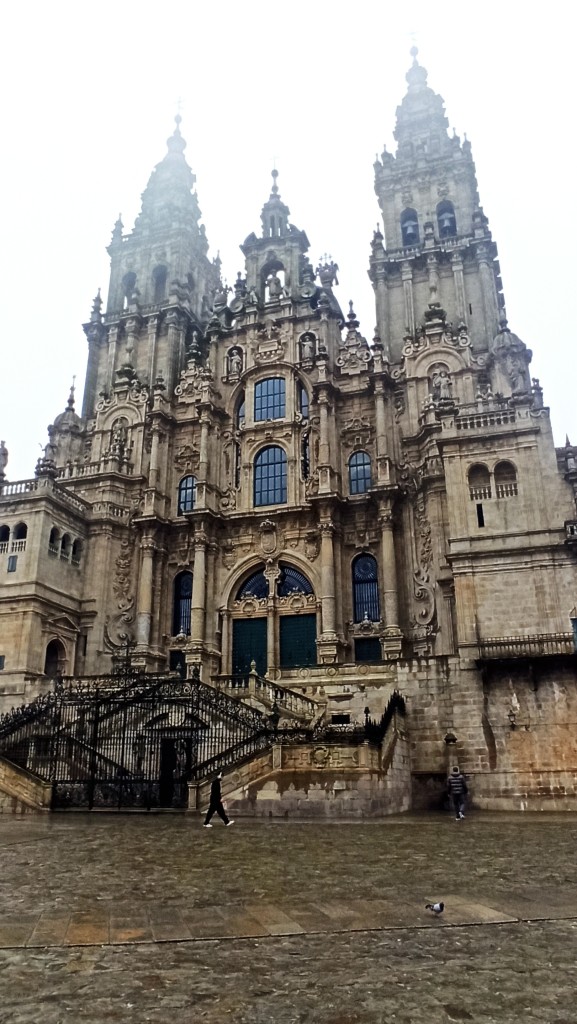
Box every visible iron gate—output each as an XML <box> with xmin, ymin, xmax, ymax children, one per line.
<box><xmin>0</xmin><ymin>673</ymin><xmax>269</xmax><ymax>810</ymax></box>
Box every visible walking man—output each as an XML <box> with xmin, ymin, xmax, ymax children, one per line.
<box><xmin>447</xmin><ymin>765</ymin><xmax>468</xmax><ymax>820</ymax></box>
<box><xmin>203</xmin><ymin>770</ymin><xmax>234</xmax><ymax>828</ymax></box>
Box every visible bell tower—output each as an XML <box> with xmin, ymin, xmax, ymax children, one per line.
<box><xmin>82</xmin><ymin>116</ymin><xmax>221</xmax><ymax>418</ymax></box>
<box><xmin>370</xmin><ymin>48</ymin><xmax>503</xmax><ymax>361</ymax></box>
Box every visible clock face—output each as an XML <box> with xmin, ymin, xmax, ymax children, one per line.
<box><xmin>300</xmin><ymin>282</ymin><xmax>317</xmax><ymax>299</ymax></box>
<box><xmin>229</xmin><ymin>297</ymin><xmax>245</xmax><ymax>314</ymax></box>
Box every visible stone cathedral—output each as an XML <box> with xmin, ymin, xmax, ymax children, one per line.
<box><xmin>1</xmin><ymin>51</ymin><xmax>576</xmax><ymax>812</ymax></box>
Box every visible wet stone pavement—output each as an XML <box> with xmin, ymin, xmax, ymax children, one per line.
<box><xmin>1</xmin><ymin>812</ymin><xmax>577</xmax><ymax>1023</ymax></box>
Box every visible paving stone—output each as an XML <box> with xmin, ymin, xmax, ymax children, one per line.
<box><xmin>1</xmin><ymin>813</ymin><xmax>577</xmax><ymax>1021</ymax></box>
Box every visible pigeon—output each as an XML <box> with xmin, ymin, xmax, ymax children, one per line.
<box><xmin>425</xmin><ymin>901</ymin><xmax>444</xmax><ymax>914</ymax></box>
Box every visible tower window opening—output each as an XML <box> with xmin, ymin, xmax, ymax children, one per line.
<box><xmin>152</xmin><ymin>265</ymin><xmax>167</xmax><ymax>303</ymax></box>
<box><xmin>236</xmin><ymin>393</ymin><xmax>246</xmax><ymax>429</ymax></box>
<box><xmin>468</xmin><ymin>464</ymin><xmax>491</xmax><ymax>501</ymax></box>
<box><xmin>476</xmin><ymin>503</ymin><xmax>485</xmax><ymax>527</ymax></box>
<box><xmin>437</xmin><ymin>200</ymin><xmax>457</xmax><ymax>239</ymax></box>
<box><xmin>400</xmin><ymin>208</ymin><xmax>420</xmax><ymax>246</ymax></box>
<box><xmin>469</xmin><ymin>303</ymin><xmax>473</xmax><ymax>315</ymax></box>
<box><xmin>122</xmin><ymin>272</ymin><xmax>137</xmax><ymax>310</ymax></box>
<box><xmin>495</xmin><ymin>461</ymin><xmax>518</xmax><ymax>498</ymax></box>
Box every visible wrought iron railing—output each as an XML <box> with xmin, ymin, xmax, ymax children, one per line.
<box><xmin>478</xmin><ymin>633</ymin><xmax>575</xmax><ymax>659</ymax></box>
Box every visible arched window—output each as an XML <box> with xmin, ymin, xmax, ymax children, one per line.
<box><xmin>122</xmin><ymin>271</ymin><xmax>136</xmax><ymax>310</ymax></box>
<box><xmin>60</xmin><ymin>534</ymin><xmax>71</xmax><ymax>560</ymax></box>
<box><xmin>48</xmin><ymin>527</ymin><xmax>60</xmax><ymax>556</ymax></box>
<box><xmin>254</xmin><ymin>378</ymin><xmax>285</xmax><ymax>421</ymax></box>
<box><xmin>236</xmin><ymin>570</ymin><xmax>269</xmax><ymax>599</ymax></box>
<box><xmin>437</xmin><ymin>200</ymin><xmax>457</xmax><ymax>239</ymax></box>
<box><xmin>349</xmin><ymin>451</ymin><xmax>372</xmax><ymax>495</ymax></box>
<box><xmin>0</xmin><ymin>525</ymin><xmax>10</xmax><ymax>550</ymax></box>
<box><xmin>297</xmin><ymin>381</ymin><xmax>309</xmax><ymax>420</ymax></box>
<box><xmin>352</xmin><ymin>553</ymin><xmax>381</xmax><ymax>623</ymax></box>
<box><xmin>494</xmin><ymin>461</ymin><xmax>518</xmax><ymax>498</ymax></box>
<box><xmin>401</xmin><ymin>208</ymin><xmax>420</xmax><ymax>246</ymax></box>
<box><xmin>71</xmin><ymin>539</ymin><xmax>83</xmax><ymax>565</ymax></box>
<box><xmin>277</xmin><ymin>564</ymin><xmax>314</xmax><ymax>597</ymax></box>
<box><xmin>468</xmin><ymin>464</ymin><xmax>491</xmax><ymax>501</ymax></box>
<box><xmin>172</xmin><ymin>571</ymin><xmax>193</xmax><ymax>636</ymax></box>
<box><xmin>152</xmin><ymin>265</ymin><xmax>167</xmax><ymax>303</ymax></box>
<box><xmin>44</xmin><ymin>638</ymin><xmax>66</xmax><ymax>678</ymax></box>
<box><xmin>13</xmin><ymin>523</ymin><xmax>27</xmax><ymax>540</ymax></box>
<box><xmin>254</xmin><ymin>446</ymin><xmax>287</xmax><ymax>506</ymax></box>
<box><xmin>178</xmin><ymin>475</ymin><xmax>197</xmax><ymax>514</ymax></box>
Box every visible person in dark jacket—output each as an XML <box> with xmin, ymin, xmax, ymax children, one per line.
<box><xmin>203</xmin><ymin>771</ymin><xmax>234</xmax><ymax>827</ymax></box>
<box><xmin>447</xmin><ymin>765</ymin><xmax>468</xmax><ymax>820</ymax></box>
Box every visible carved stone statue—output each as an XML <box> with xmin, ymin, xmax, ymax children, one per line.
<box><xmin>300</xmin><ymin>334</ymin><xmax>315</xmax><ymax>361</ymax></box>
<box><xmin>0</xmin><ymin>440</ymin><xmax>7</xmax><ymax>477</ymax></box>
<box><xmin>228</xmin><ymin>348</ymin><xmax>243</xmax><ymax>375</ymax></box>
<box><xmin>267</xmin><ymin>273</ymin><xmax>283</xmax><ymax>300</ymax></box>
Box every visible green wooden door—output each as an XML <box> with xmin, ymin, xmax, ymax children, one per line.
<box><xmin>279</xmin><ymin>614</ymin><xmax>317</xmax><ymax>669</ymax></box>
<box><xmin>232</xmin><ymin>618</ymin><xmax>267</xmax><ymax>676</ymax></box>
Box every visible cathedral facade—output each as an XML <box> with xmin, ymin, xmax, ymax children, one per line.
<box><xmin>1</xmin><ymin>52</ymin><xmax>576</xmax><ymax>809</ymax></box>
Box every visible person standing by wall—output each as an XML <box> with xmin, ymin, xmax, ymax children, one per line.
<box><xmin>447</xmin><ymin>766</ymin><xmax>468</xmax><ymax>820</ymax></box>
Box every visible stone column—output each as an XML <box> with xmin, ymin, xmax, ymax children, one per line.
<box><xmin>378</xmin><ymin>503</ymin><xmax>402</xmax><ymax>659</ymax></box>
<box><xmin>319</xmin><ymin>520</ymin><xmax>336</xmax><ymax>636</ymax></box>
<box><xmin>190</xmin><ymin>533</ymin><xmax>207</xmax><ymax>649</ymax></box>
<box><xmin>401</xmin><ymin>262</ymin><xmax>415</xmax><ymax>336</ymax></box>
<box><xmin>149</xmin><ymin>427</ymin><xmax>161</xmax><ymax>489</ymax></box>
<box><xmin>379</xmin><ymin>507</ymin><xmax>399</xmax><ymax>629</ymax></box>
<box><xmin>451</xmin><ymin>252</ymin><xmax>467</xmax><ymax>324</ymax></box>
<box><xmin>476</xmin><ymin>244</ymin><xmax>499</xmax><ymax>347</ymax></box>
<box><xmin>374</xmin><ymin>378</ymin><xmax>389</xmax><ymax>484</ymax></box>
<box><xmin>136</xmin><ymin>536</ymin><xmax>156</xmax><ymax>646</ymax></box>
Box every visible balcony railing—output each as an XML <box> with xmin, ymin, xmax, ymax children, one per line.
<box><xmin>478</xmin><ymin>633</ymin><xmax>575</xmax><ymax>659</ymax></box>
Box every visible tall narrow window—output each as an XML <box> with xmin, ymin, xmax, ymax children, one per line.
<box><xmin>172</xmin><ymin>571</ymin><xmax>193</xmax><ymax>636</ymax></box>
<box><xmin>254</xmin><ymin>446</ymin><xmax>287</xmax><ymax>506</ymax></box>
<box><xmin>400</xmin><ymin>208</ymin><xmax>420</xmax><ymax>246</ymax></box>
<box><xmin>122</xmin><ymin>271</ymin><xmax>136</xmax><ymax>310</ymax></box>
<box><xmin>0</xmin><ymin>525</ymin><xmax>9</xmax><ymax>555</ymax></box>
<box><xmin>298</xmin><ymin>381</ymin><xmax>309</xmax><ymax>420</ymax></box>
<box><xmin>349</xmin><ymin>451</ymin><xmax>372</xmax><ymax>494</ymax></box>
<box><xmin>352</xmin><ymin>553</ymin><xmax>381</xmax><ymax>622</ymax></box>
<box><xmin>152</xmin><ymin>265</ymin><xmax>167</xmax><ymax>303</ymax></box>
<box><xmin>254</xmin><ymin>378</ymin><xmax>285</xmax><ymax>421</ymax></box>
<box><xmin>236</xmin><ymin>394</ymin><xmax>246</xmax><ymax>429</ymax></box>
<box><xmin>178</xmin><ymin>475</ymin><xmax>197</xmax><ymax>514</ymax></box>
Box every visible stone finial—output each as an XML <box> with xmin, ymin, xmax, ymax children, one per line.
<box><xmin>90</xmin><ymin>289</ymin><xmax>103</xmax><ymax>323</ymax></box>
<box><xmin>0</xmin><ymin>439</ymin><xmax>8</xmax><ymax>480</ymax></box>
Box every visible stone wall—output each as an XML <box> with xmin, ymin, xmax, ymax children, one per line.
<box><xmin>192</xmin><ymin>717</ymin><xmax>411</xmax><ymax>819</ymax></box>
<box><xmin>0</xmin><ymin>756</ymin><xmax>52</xmax><ymax>814</ymax></box>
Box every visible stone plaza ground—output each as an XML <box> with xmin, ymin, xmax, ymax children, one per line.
<box><xmin>1</xmin><ymin>812</ymin><xmax>577</xmax><ymax>1023</ymax></box>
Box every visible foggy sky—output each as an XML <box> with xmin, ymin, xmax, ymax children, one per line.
<box><xmin>2</xmin><ymin>1</ymin><xmax>574</xmax><ymax>480</ymax></box>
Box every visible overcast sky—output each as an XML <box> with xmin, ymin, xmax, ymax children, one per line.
<box><xmin>1</xmin><ymin>1</ymin><xmax>574</xmax><ymax>481</ymax></box>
